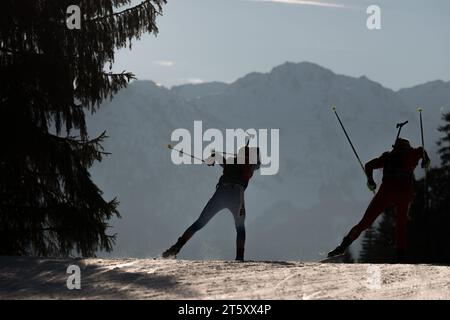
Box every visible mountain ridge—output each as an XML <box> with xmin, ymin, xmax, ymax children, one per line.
<box><xmin>155</xmin><ymin>61</ymin><xmax>448</xmax><ymax>98</ymax></box>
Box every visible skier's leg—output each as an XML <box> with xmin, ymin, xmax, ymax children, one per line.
<box><xmin>185</xmin><ymin>199</ymin><xmax>221</xmax><ymax>237</ymax></box>
<box><xmin>181</xmin><ymin>188</ymin><xmax>226</xmax><ymax>242</ymax></box>
<box><xmin>234</xmin><ymin>205</ymin><xmax>246</xmax><ymax>261</ymax></box>
<box><xmin>395</xmin><ymin>199</ymin><xmax>410</xmax><ymax>262</ymax></box>
<box><xmin>328</xmin><ymin>188</ymin><xmax>389</xmax><ymax>257</ymax></box>
<box><xmin>228</xmin><ymin>186</ymin><xmax>246</xmax><ymax>261</ymax></box>
<box><xmin>347</xmin><ymin>190</ymin><xmax>389</xmax><ymax>242</ymax></box>
<box><xmin>162</xmin><ymin>189</ymin><xmax>225</xmax><ymax>258</ymax></box>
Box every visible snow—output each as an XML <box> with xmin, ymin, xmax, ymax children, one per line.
<box><xmin>1</xmin><ymin>256</ymin><xmax>450</xmax><ymax>299</ymax></box>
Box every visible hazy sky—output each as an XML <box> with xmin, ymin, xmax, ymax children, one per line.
<box><xmin>113</xmin><ymin>0</ymin><xmax>450</xmax><ymax>90</ymax></box>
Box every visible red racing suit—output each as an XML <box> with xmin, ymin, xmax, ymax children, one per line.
<box><xmin>347</xmin><ymin>146</ymin><xmax>427</xmax><ymax>251</ymax></box>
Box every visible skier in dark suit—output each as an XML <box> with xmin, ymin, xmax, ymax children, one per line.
<box><xmin>162</xmin><ymin>146</ymin><xmax>261</xmax><ymax>261</ymax></box>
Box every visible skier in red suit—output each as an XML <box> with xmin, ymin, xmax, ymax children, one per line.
<box><xmin>328</xmin><ymin>138</ymin><xmax>430</xmax><ymax>261</ymax></box>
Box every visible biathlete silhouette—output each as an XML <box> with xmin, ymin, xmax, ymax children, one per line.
<box><xmin>162</xmin><ymin>141</ymin><xmax>261</xmax><ymax>261</ymax></box>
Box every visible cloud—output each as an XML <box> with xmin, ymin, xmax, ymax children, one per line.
<box><xmin>249</xmin><ymin>0</ymin><xmax>346</xmax><ymax>9</ymax></box>
<box><xmin>186</xmin><ymin>78</ymin><xmax>204</xmax><ymax>84</ymax></box>
<box><xmin>154</xmin><ymin>60</ymin><xmax>176</xmax><ymax>67</ymax></box>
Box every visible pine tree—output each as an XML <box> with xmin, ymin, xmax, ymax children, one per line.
<box><xmin>342</xmin><ymin>248</ymin><xmax>354</xmax><ymax>263</ymax></box>
<box><xmin>433</xmin><ymin>112</ymin><xmax>450</xmax><ymax>261</ymax></box>
<box><xmin>358</xmin><ymin>226</ymin><xmax>377</xmax><ymax>263</ymax></box>
<box><xmin>407</xmin><ymin>112</ymin><xmax>450</xmax><ymax>263</ymax></box>
<box><xmin>435</xmin><ymin>112</ymin><xmax>450</xmax><ymax>233</ymax></box>
<box><xmin>0</xmin><ymin>0</ymin><xmax>166</xmax><ymax>256</ymax></box>
<box><xmin>438</xmin><ymin>112</ymin><xmax>450</xmax><ymax>167</ymax></box>
<box><xmin>372</xmin><ymin>210</ymin><xmax>396</xmax><ymax>262</ymax></box>
<box><xmin>358</xmin><ymin>208</ymin><xmax>396</xmax><ymax>263</ymax></box>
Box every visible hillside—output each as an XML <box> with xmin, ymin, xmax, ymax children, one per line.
<box><xmin>1</xmin><ymin>256</ymin><xmax>450</xmax><ymax>299</ymax></box>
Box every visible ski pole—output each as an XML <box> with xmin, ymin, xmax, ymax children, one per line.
<box><xmin>417</xmin><ymin>107</ymin><xmax>428</xmax><ymax>210</ymax></box>
<box><xmin>167</xmin><ymin>144</ymin><xmax>205</xmax><ymax>163</ymax></box>
<box><xmin>332</xmin><ymin>106</ymin><xmax>375</xmax><ymax>194</ymax></box>
<box><xmin>417</xmin><ymin>108</ymin><xmax>426</xmax><ymax>166</ymax></box>
<box><xmin>395</xmin><ymin>120</ymin><xmax>408</xmax><ymax>142</ymax></box>
<box><xmin>214</xmin><ymin>150</ymin><xmax>236</xmax><ymax>156</ymax></box>
<box><xmin>206</xmin><ymin>133</ymin><xmax>255</xmax><ymax>156</ymax></box>
<box><xmin>245</xmin><ymin>133</ymin><xmax>256</xmax><ymax>147</ymax></box>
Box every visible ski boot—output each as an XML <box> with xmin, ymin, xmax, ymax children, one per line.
<box><xmin>235</xmin><ymin>237</ymin><xmax>245</xmax><ymax>262</ymax></box>
<box><xmin>327</xmin><ymin>236</ymin><xmax>353</xmax><ymax>258</ymax></box>
<box><xmin>162</xmin><ymin>237</ymin><xmax>184</xmax><ymax>259</ymax></box>
<box><xmin>235</xmin><ymin>247</ymin><xmax>245</xmax><ymax>262</ymax></box>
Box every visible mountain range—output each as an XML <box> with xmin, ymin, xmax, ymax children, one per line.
<box><xmin>86</xmin><ymin>61</ymin><xmax>450</xmax><ymax>261</ymax></box>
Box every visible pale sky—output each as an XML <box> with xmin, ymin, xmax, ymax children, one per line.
<box><xmin>113</xmin><ymin>0</ymin><xmax>450</xmax><ymax>90</ymax></box>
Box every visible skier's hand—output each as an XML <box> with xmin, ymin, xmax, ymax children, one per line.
<box><xmin>367</xmin><ymin>179</ymin><xmax>377</xmax><ymax>192</ymax></box>
<box><xmin>421</xmin><ymin>157</ymin><xmax>430</xmax><ymax>170</ymax></box>
<box><xmin>205</xmin><ymin>150</ymin><xmax>216</xmax><ymax>166</ymax></box>
<box><xmin>205</xmin><ymin>156</ymin><xmax>215</xmax><ymax>166</ymax></box>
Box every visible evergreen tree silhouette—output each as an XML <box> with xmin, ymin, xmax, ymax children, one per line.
<box><xmin>359</xmin><ymin>226</ymin><xmax>377</xmax><ymax>263</ymax></box>
<box><xmin>0</xmin><ymin>1</ymin><xmax>166</xmax><ymax>256</ymax></box>
<box><xmin>373</xmin><ymin>209</ymin><xmax>396</xmax><ymax>262</ymax></box>
<box><xmin>408</xmin><ymin>112</ymin><xmax>450</xmax><ymax>263</ymax></box>
<box><xmin>438</xmin><ymin>112</ymin><xmax>450</xmax><ymax>167</ymax></box>
<box><xmin>358</xmin><ymin>209</ymin><xmax>395</xmax><ymax>263</ymax></box>
<box><xmin>429</xmin><ymin>111</ymin><xmax>450</xmax><ymax>262</ymax></box>
<box><xmin>342</xmin><ymin>249</ymin><xmax>355</xmax><ymax>263</ymax></box>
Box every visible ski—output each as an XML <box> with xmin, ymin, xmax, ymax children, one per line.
<box><xmin>319</xmin><ymin>253</ymin><xmax>346</xmax><ymax>263</ymax></box>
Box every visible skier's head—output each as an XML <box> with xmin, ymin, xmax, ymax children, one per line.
<box><xmin>237</xmin><ymin>146</ymin><xmax>260</xmax><ymax>165</ymax></box>
<box><xmin>392</xmin><ymin>138</ymin><xmax>411</xmax><ymax>150</ymax></box>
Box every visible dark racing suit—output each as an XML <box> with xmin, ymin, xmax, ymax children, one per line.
<box><xmin>346</xmin><ymin>146</ymin><xmax>427</xmax><ymax>252</ymax></box>
<box><xmin>177</xmin><ymin>155</ymin><xmax>260</xmax><ymax>260</ymax></box>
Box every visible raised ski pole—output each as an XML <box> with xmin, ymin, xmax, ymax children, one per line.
<box><xmin>208</xmin><ymin>133</ymin><xmax>255</xmax><ymax>159</ymax></box>
<box><xmin>215</xmin><ymin>150</ymin><xmax>235</xmax><ymax>156</ymax></box>
<box><xmin>332</xmin><ymin>106</ymin><xmax>375</xmax><ymax>194</ymax></box>
<box><xmin>244</xmin><ymin>132</ymin><xmax>256</xmax><ymax>147</ymax></box>
<box><xmin>167</xmin><ymin>144</ymin><xmax>205</xmax><ymax>163</ymax></box>
<box><xmin>395</xmin><ymin>120</ymin><xmax>409</xmax><ymax>142</ymax></box>
<box><xmin>417</xmin><ymin>108</ymin><xmax>428</xmax><ymax>210</ymax></box>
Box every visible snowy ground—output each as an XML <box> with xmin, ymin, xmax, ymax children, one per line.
<box><xmin>1</xmin><ymin>256</ymin><xmax>450</xmax><ymax>299</ymax></box>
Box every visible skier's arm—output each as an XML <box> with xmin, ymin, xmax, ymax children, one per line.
<box><xmin>205</xmin><ymin>150</ymin><xmax>224</xmax><ymax>167</ymax></box>
<box><xmin>253</xmin><ymin>153</ymin><xmax>261</xmax><ymax>171</ymax></box>
<box><xmin>205</xmin><ymin>149</ymin><xmax>228</xmax><ymax>167</ymax></box>
<box><xmin>364</xmin><ymin>154</ymin><xmax>386</xmax><ymax>182</ymax></box>
<box><xmin>219</xmin><ymin>156</ymin><xmax>235</xmax><ymax>168</ymax></box>
<box><xmin>364</xmin><ymin>155</ymin><xmax>385</xmax><ymax>191</ymax></box>
<box><xmin>218</xmin><ymin>156</ymin><xmax>227</xmax><ymax>168</ymax></box>
<box><xmin>418</xmin><ymin>147</ymin><xmax>431</xmax><ymax>169</ymax></box>
<box><xmin>251</xmin><ymin>148</ymin><xmax>261</xmax><ymax>171</ymax></box>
